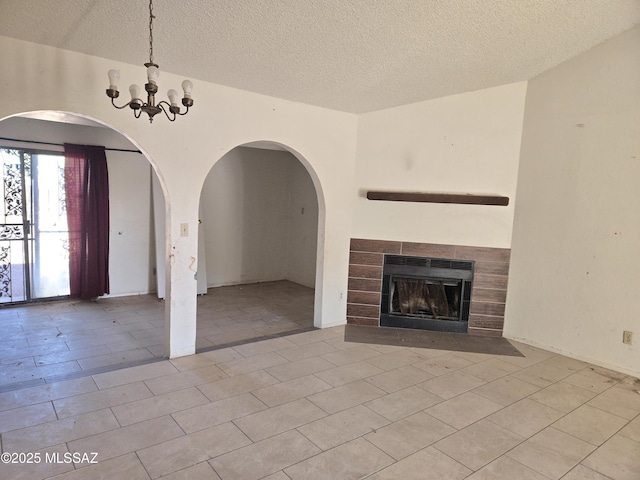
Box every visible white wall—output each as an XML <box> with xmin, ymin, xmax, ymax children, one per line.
<box><xmin>0</xmin><ymin>117</ymin><xmax>156</xmax><ymax>297</ymax></box>
<box><xmin>353</xmin><ymin>82</ymin><xmax>527</xmax><ymax>248</ymax></box>
<box><xmin>200</xmin><ymin>146</ymin><xmax>317</xmax><ymax>289</ymax></box>
<box><xmin>504</xmin><ymin>26</ymin><xmax>640</xmax><ymax>377</ymax></box>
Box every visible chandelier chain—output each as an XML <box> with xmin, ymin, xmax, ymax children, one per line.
<box><xmin>148</xmin><ymin>0</ymin><xmax>155</xmax><ymax>64</ymax></box>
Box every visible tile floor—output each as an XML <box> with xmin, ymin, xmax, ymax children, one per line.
<box><xmin>0</xmin><ymin>282</ymin><xmax>639</xmax><ymax>479</ymax></box>
<box><xmin>0</xmin><ymin>281</ymin><xmax>315</xmax><ymax>390</ymax></box>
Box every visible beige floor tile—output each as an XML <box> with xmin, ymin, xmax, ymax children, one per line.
<box><xmin>284</xmin><ymin>437</ymin><xmax>393</xmax><ymax>480</ymax></box>
<box><xmin>275</xmin><ymin>340</ymin><xmax>339</xmax><ymax>362</ymax></box>
<box><xmin>34</xmin><ymin>345</ymin><xmax>111</xmax><ymax>366</ymax></box>
<box><xmin>425</xmin><ymin>391</ymin><xmax>503</xmax><ymax>429</ymax></box>
<box><xmin>365</xmin><ymin>411</ymin><xmax>456</xmax><ymax>460</ymax></box>
<box><xmin>529</xmin><ymin>381</ymin><xmax>597</xmax><ymax>413</ymax></box>
<box><xmin>231</xmin><ymin>337</ymin><xmax>298</xmax><ymax>357</ymax></box>
<box><xmin>210</xmin><ymin>430</ymin><xmax>321</xmax><ymax>480</ymax></box>
<box><xmin>261</xmin><ymin>472</ymin><xmax>290</xmax><ymax>480</ymax></box>
<box><xmin>159</xmin><ymin>462</ymin><xmax>221</xmax><ymax>480</ymax></box>
<box><xmin>143</xmin><ymin>365</ymin><xmax>228</xmax><ymax>395</ymax></box>
<box><xmin>419</xmin><ymin>371</ymin><xmax>486</xmax><ymax>399</ymax></box>
<box><xmin>459</xmin><ymin>357</ymin><xmax>521</xmax><ymax>382</ymax></box>
<box><xmin>53</xmin><ymin>381</ymin><xmax>153</xmax><ymax>418</ymax></box>
<box><xmin>2</xmin><ymin>408</ymin><xmax>120</xmax><ymax>452</ymax></box>
<box><xmin>562</xmin><ymin>369</ymin><xmax>620</xmax><ymax>393</ymax></box>
<box><xmin>285</xmin><ymin>327</ymin><xmax>342</xmax><ymax>346</ymax></box>
<box><xmin>313</xmin><ymin>360</ymin><xmax>385</xmax><ymax>387</ymax></box>
<box><xmin>506</xmin><ymin>427</ymin><xmax>597</xmax><ymax>478</ymax></box>
<box><xmin>411</xmin><ymin>353</ymin><xmax>474</xmax><ymax>377</ymax></box>
<box><xmin>542</xmin><ymin>355</ymin><xmax>590</xmax><ymax>372</ymax></box>
<box><xmin>0</xmin><ymin>444</ymin><xmax>74</xmax><ymax>480</ymax></box>
<box><xmin>511</xmin><ymin>362</ymin><xmax>574</xmax><ymax>387</ymax></box>
<box><xmin>92</xmin><ymin>361</ymin><xmax>179</xmax><ymax>389</ymax></box>
<box><xmin>365</xmin><ymin>446</ymin><xmax>471</xmax><ymax>480</ymax></box>
<box><xmin>0</xmin><ymin>360</ymin><xmax>83</xmax><ymax>386</ymax></box>
<box><xmin>198</xmin><ymin>347</ymin><xmax>245</xmax><ymax>364</ymax></box>
<box><xmin>321</xmin><ymin>344</ymin><xmax>382</xmax><ymax>366</ymax></box>
<box><xmin>196</xmin><ymin>370</ymin><xmax>279</xmax><ymax>402</ymax></box>
<box><xmin>365</xmin><ymin>385</ymin><xmax>444</xmax><ymax>421</ymax></box>
<box><xmin>472</xmin><ymin>375</ymin><xmax>541</xmax><ymax>406</ymax></box>
<box><xmin>111</xmin><ymin>387</ymin><xmax>209</xmax><ymax>426</ymax></box>
<box><xmin>252</xmin><ymin>374</ymin><xmax>332</xmax><ymax>407</ymax></box>
<box><xmin>365</xmin><ymin>348</ymin><xmax>431</xmax><ymax>371</ymax></box>
<box><xmin>553</xmin><ymin>404</ymin><xmax>629</xmax><ymax>446</ymax></box>
<box><xmin>298</xmin><ymin>404</ymin><xmax>389</xmax><ymax>450</ymax></box>
<box><xmin>138</xmin><ymin>422</ymin><xmax>252</xmax><ymax>479</ymax></box>
<box><xmin>587</xmin><ymin>384</ymin><xmax>640</xmax><ymax>420</ymax></box>
<box><xmin>77</xmin><ymin>348</ymin><xmax>156</xmax><ymax>370</ymax></box>
<box><xmin>234</xmin><ymin>398</ymin><xmax>327</xmax><ymax>442</ymax></box>
<box><xmin>217</xmin><ymin>351</ymin><xmax>288</xmax><ymax>376</ymax></box>
<box><xmin>265</xmin><ymin>356</ymin><xmax>335</xmax><ymax>381</ymax></box>
<box><xmin>52</xmin><ymin>452</ymin><xmax>150</xmax><ymax>479</ymax></box>
<box><xmin>0</xmin><ymin>377</ymin><xmax>97</xmax><ymax>412</ymax></box>
<box><xmin>582</xmin><ymin>435</ymin><xmax>640</xmax><ymax>480</ymax></box>
<box><xmin>561</xmin><ymin>464</ymin><xmax>613</xmax><ymax>479</ymax></box>
<box><xmin>433</xmin><ymin>419</ymin><xmax>524</xmax><ymax>470</ymax></box>
<box><xmin>0</xmin><ymin>402</ymin><xmax>57</xmax><ymax>433</ymax></box>
<box><xmin>619</xmin><ymin>415</ymin><xmax>640</xmax><ymax>442</ymax></box>
<box><xmin>486</xmin><ymin>398</ymin><xmax>564</xmax><ymax>437</ymax></box>
<box><xmin>307</xmin><ymin>379</ymin><xmax>386</xmax><ymax>414</ymax></box>
<box><xmin>64</xmin><ymin>332</ymin><xmax>135</xmax><ymax>351</ymax></box>
<box><xmin>464</xmin><ymin>456</ymin><xmax>548</xmax><ymax>480</ymax></box>
<box><xmin>365</xmin><ymin>365</ymin><xmax>434</xmax><ymax>393</ymax></box>
<box><xmin>169</xmin><ymin>353</ymin><xmax>217</xmax><ymax>371</ymax></box>
<box><xmin>172</xmin><ymin>392</ymin><xmax>267</xmax><ymax>433</ymax></box>
<box><xmin>67</xmin><ymin>415</ymin><xmax>184</xmax><ymax>462</ymax></box>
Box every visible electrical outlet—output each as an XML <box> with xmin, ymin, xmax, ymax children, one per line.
<box><xmin>623</xmin><ymin>331</ymin><xmax>633</xmax><ymax>345</ymax></box>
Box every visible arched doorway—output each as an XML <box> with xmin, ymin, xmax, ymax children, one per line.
<box><xmin>0</xmin><ymin>112</ymin><xmax>172</xmax><ymax>385</ymax></box>
<box><xmin>195</xmin><ymin>143</ymin><xmax>320</xmax><ymax>349</ymax></box>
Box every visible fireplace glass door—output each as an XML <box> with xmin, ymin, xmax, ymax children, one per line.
<box><xmin>381</xmin><ymin>255</ymin><xmax>473</xmax><ymax>333</ymax></box>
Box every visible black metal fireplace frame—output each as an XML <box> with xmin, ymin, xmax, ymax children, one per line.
<box><xmin>380</xmin><ymin>254</ymin><xmax>474</xmax><ymax>333</ymax></box>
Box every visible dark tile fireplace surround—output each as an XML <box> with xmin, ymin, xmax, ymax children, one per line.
<box><xmin>347</xmin><ymin>238</ymin><xmax>510</xmax><ymax>337</ymax></box>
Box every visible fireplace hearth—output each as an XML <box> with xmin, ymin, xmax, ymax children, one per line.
<box><xmin>381</xmin><ymin>255</ymin><xmax>473</xmax><ymax>333</ymax></box>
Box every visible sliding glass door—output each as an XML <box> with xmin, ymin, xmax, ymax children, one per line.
<box><xmin>0</xmin><ymin>148</ymin><xmax>70</xmax><ymax>303</ymax></box>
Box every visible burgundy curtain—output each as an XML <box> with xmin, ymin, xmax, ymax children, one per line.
<box><xmin>64</xmin><ymin>144</ymin><xmax>110</xmax><ymax>299</ymax></box>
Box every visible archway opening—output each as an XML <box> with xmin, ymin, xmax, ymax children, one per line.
<box><xmin>195</xmin><ymin>143</ymin><xmax>320</xmax><ymax>349</ymax></box>
<box><xmin>0</xmin><ymin>112</ymin><xmax>168</xmax><ymax>388</ymax></box>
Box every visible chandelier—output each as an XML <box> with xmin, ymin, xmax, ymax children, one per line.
<box><xmin>105</xmin><ymin>0</ymin><xmax>193</xmax><ymax>123</ymax></box>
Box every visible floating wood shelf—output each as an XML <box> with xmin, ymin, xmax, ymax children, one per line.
<box><xmin>366</xmin><ymin>191</ymin><xmax>509</xmax><ymax>206</ymax></box>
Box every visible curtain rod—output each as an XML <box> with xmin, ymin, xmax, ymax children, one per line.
<box><xmin>0</xmin><ymin>136</ymin><xmax>142</xmax><ymax>154</ymax></box>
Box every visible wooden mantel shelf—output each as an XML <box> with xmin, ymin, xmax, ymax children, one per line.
<box><xmin>366</xmin><ymin>191</ymin><xmax>509</xmax><ymax>206</ymax></box>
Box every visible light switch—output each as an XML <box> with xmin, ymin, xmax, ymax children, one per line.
<box><xmin>180</xmin><ymin>223</ymin><xmax>189</xmax><ymax>236</ymax></box>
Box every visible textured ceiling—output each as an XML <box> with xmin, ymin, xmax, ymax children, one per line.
<box><xmin>1</xmin><ymin>0</ymin><xmax>639</xmax><ymax>113</ymax></box>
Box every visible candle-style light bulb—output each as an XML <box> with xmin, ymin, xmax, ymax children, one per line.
<box><xmin>108</xmin><ymin>70</ymin><xmax>120</xmax><ymax>90</ymax></box>
<box><xmin>147</xmin><ymin>65</ymin><xmax>159</xmax><ymax>84</ymax></box>
<box><xmin>129</xmin><ymin>84</ymin><xmax>141</xmax><ymax>100</ymax></box>
<box><xmin>181</xmin><ymin>79</ymin><xmax>193</xmax><ymax>98</ymax></box>
<box><xmin>167</xmin><ymin>89</ymin><xmax>179</xmax><ymax>107</ymax></box>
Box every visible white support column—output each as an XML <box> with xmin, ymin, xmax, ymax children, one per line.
<box><xmin>164</xmin><ymin>215</ymin><xmax>199</xmax><ymax>359</ymax></box>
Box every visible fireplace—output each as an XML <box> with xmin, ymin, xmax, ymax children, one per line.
<box><xmin>347</xmin><ymin>239</ymin><xmax>510</xmax><ymax>336</ymax></box>
<box><xmin>380</xmin><ymin>255</ymin><xmax>474</xmax><ymax>333</ymax></box>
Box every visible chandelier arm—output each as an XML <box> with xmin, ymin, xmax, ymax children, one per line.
<box><xmin>156</xmin><ymin>101</ymin><xmax>177</xmax><ymax>122</ymax></box>
<box><xmin>176</xmin><ymin>105</ymin><xmax>191</xmax><ymax>117</ymax></box>
<box><xmin>110</xmin><ymin>97</ymin><xmax>134</xmax><ymax>110</ymax></box>
<box><xmin>134</xmin><ymin>108</ymin><xmax>143</xmax><ymax>119</ymax></box>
